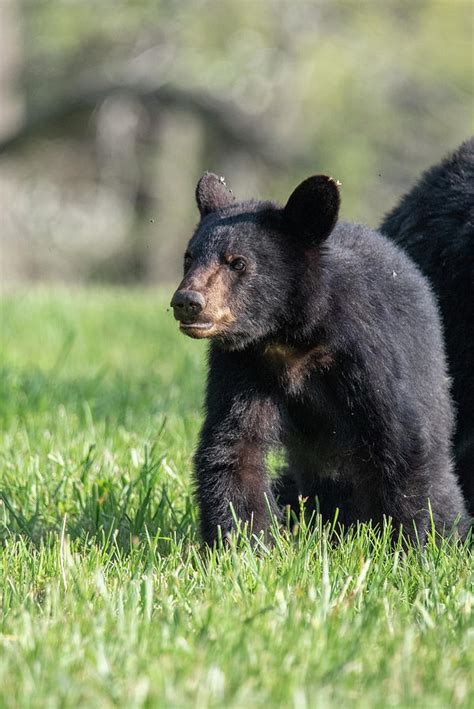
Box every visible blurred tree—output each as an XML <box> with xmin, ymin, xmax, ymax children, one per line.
<box><xmin>0</xmin><ymin>0</ymin><xmax>24</xmax><ymax>141</ymax></box>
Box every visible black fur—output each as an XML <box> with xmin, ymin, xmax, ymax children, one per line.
<box><xmin>381</xmin><ymin>138</ymin><xmax>474</xmax><ymax>514</ymax></box>
<box><xmin>172</xmin><ymin>174</ymin><xmax>470</xmax><ymax>545</ymax></box>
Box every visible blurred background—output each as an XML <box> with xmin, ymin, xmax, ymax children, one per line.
<box><xmin>0</xmin><ymin>0</ymin><xmax>472</xmax><ymax>285</ymax></box>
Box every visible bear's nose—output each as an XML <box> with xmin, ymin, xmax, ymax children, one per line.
<box><xmin>170</xmin><ymin>290</ymin><xmax>206</xmax><ymax>322</ymax></box>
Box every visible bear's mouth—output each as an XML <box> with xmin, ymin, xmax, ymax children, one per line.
<box><xmin>179</xmin><ymin>321</ymin><xmax>214</xmax><ymax>337</ymax></box>
<box><xmin>177</xmin><ymin>309</ymin><xmax>235</xmax><ymax>339</ymax></box>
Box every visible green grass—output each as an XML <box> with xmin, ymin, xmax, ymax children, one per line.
<box><xmin>0</xmin><ymin>288</ymin><xmax>473</xmax><ymax>708</ymax></box>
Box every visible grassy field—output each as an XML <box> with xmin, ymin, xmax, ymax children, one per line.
<box><xmin>0</xmin><ymin>289</ymin><xmax>473</xmax><ymax>708</ymax></box>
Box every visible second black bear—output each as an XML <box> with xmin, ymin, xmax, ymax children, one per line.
<box><xmin>171</xmin><ymin>172</ymin><xmax>470</xmax><ymax>544</ymax></box>
<box><xmin>381</xmin><ymin>138</ymin><xmax>473</xmax><ymax>514</ymax></box>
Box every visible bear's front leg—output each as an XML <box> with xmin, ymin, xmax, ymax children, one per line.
<box><xmin>194</xmin><ymin>348</ymin><xmax>281</xmax><ymax>545</ymax></box>
<box><xmin>194</xmin><ymin>430</ymin><xmax>276</xmax><ymax>544</ymax></box>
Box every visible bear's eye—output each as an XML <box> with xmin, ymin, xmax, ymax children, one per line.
<box><xmin>184</xmin><ymin>254</ymin><xmax>193</xmax><ymax>272</ymax></box>
<box><xmin>229</xmin><ymin>258</ymin><xmax>246</xmax><ymax>273</ymax></box>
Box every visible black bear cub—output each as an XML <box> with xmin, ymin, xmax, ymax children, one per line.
<box><xmin>381</xmin><ymin>138</ymin><xmax>474</xmax><ymax>515</ymax></box>
<box><xmin>171</xmin><ymin>172</ymin><xmax>470</xmax><ymax>545</ymax></box>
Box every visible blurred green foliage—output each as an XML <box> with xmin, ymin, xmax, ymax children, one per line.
<box><xmin>3</xmin><ymin>0</ymin><xmax>473</xmax><ymax>282</ymax></box>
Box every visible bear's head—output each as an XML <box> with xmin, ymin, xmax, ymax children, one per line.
<box><xmin>170</xmin><ymin>172</ymin><xmax>340</xmax><ymax>350</ymax></box>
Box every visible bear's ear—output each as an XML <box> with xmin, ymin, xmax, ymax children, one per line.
<box><xmin>195</xmin><ymin>172</ymin><xmax>236</xmax><ymax>218</ymax></box>
<box><xmin>283</xmin><ymin>175</ymin><xmax>340</xmax><ymax>244</ymax></box>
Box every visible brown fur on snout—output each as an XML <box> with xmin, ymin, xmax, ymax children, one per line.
<box><xmin>178</xmin><ymin>263</ymin><xmax>236</xmax><ymax>337</ymax></box>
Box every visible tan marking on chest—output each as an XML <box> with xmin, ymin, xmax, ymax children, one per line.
<box><xmin>264</xmin><ymin>342</ymin><xmax>335</xmax><ymax>389</ymax></box>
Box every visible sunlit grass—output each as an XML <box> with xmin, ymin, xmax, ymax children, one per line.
<box><xmin>0</xmin><ymin>289</ymin><xmax>472</xmax><ymax>708</ymax></box>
